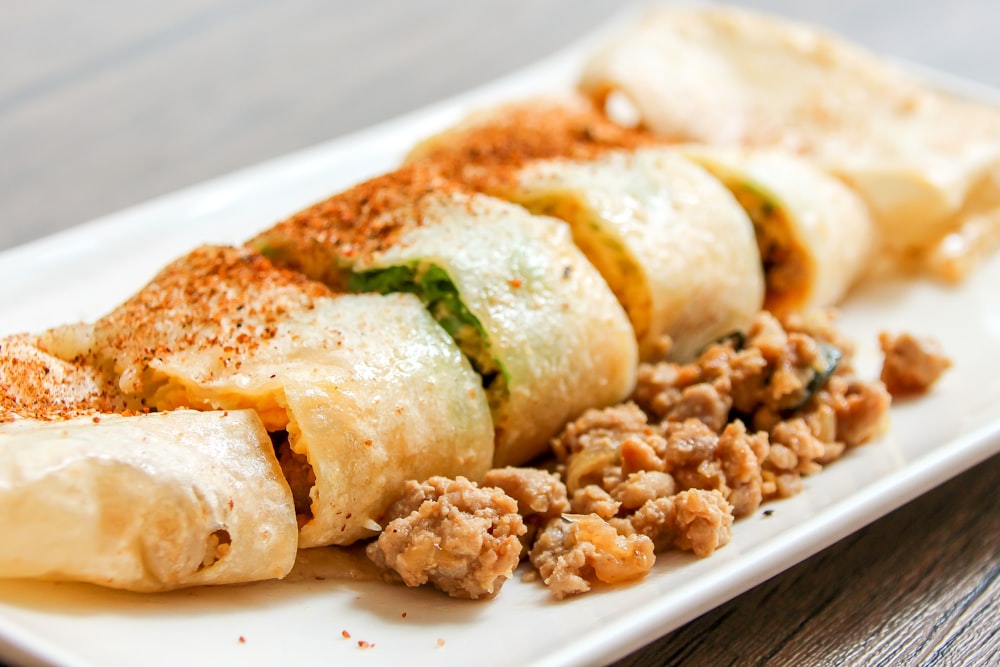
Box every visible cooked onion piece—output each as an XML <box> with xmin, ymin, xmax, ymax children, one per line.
<box><xmin>406</xmin><ymin>98</ymin><xmax>763</xmax><ymax>360</ymax></box>
<box><xmin>579</xmin><ymin>6</ymin><xmax>1000</xmax><ymax>278</ymax></box>
<box><xmin>91</xmin><ymin>245</ymin><xmax>494</xmax><ymax>547</ymax></box>
<box><xmin>250</xmin><ymin>168</ymin><xmax>638</xmax><ymax>466</ymax></box>
<box><xmin>0</xmin><ymin>409</ymin><xmax>297</xmax><ymax>591</ymax></box>
<box><xmin>681</xmin><ymin>146</ymin><xmax>876</xmax><ymax>314</ymax></box>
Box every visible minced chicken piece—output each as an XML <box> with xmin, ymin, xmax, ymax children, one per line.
<box><xmin>629</xmin><ymin>489</ymin><xmax>733</xmax><ymax>557</ymax></box>
<box><xmin>666</xmin><ymin>382</ymin><xmax>733</xmax><ymax>433</ymax></box>
<box><xmin>768</xmin><ymin>418</ymin><xmax>825</xmax><ymax>476</ymax></box>
<box><xmin>632</xmin><ymin>361</ymin><xmax>705</xmax><ymax>423</ymax></box>
<box><xmin>762</xmin><ymin>470</ymin><xmax>804</xmax><ymax>499</ymax></box>
<box><xmin>570</xmin><ymin>485</ymin><xmax>620</xmax><ymax>519</ymax></box>
<box><xmin>629</xmin><ymin>497</ymin><xmax>680</xmax><ymax>551</ymax></box>
<box><xmin>744</xmin><ymin>313</ymin><xmax>823</xmax><ymax>410</ymax></box>
<box><xmin>557</xmin><ymin>403</ymin><xmax>668</xmax><ymax>496</ymax></box>
<box><xmin>660</xmin><ymin>418</ymin><xmax>766</xmax><ymax>517</ymax></box>
<box><xmin>716</xmin><ymin>422</ymin><xmax>767</xmax><ymax>517</ymax></box>
<box><xmin>816</xmin><ymin>375</ymin><xmax>891</xmax><ymax>447</ymax></box>
<box><xmin>528</xmin><ymin>518</ymin><xmax>590</xmax><ymax>598</ymax></box>
<box><xmin>671</xmin><ymin>489</ymin><xmax>734</xmax><ymax>557</ymax></box>
<box><xmin>483</xmin><ymin>467</ymin><xmax>569</xmax><ymax>519</ymax></box>
<box><xmin>611</xmin><ymin>470</ymin><xmax>677</xmax><ymax>511</ymax></box>
<box><xmin>273</xmin><ymin>436</ymin><xmax>316</xmax><ymax>528</ymax></box>
<box><xmin>529</xmin><ymin>513</ymin><xmax>655</xmax><ymax>599</ymax></box>
<box><xmin>662</xmin><ymin>418</ymin><xmax>721</xmax><ymax>468</ymax></box>
<box><xmin>552</xmin><ymin>402</ymin><xmax>654</xmax><ymax>459</ymax></box>
<box><xmin>783</xmin><ymin>310</ymin><xmax>857</xmax><ymax>368</ymax></box>
<box><xmin>878</xmin><ymin>331</ymin><xmax>952</xmax><ymax>397</ymax></box>
<box><xmin>366</xmin><ymin>476</ymin><xmax>526</xmax><ymax>599</ymax></box>
<box><xmin>483</xmin><ymin>467</ymin><xmax>570</xmax><ymax>553</ymax></box>
<box><xmin>620</xmin><ymin>434</ymin><xmax>667</xmax><ymax>475</ymax></box>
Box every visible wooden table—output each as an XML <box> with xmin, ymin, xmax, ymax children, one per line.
<box><xmin>1</xmin><ymin>1</ymin><xmax>997</xmax><ymax>665</ymax></box>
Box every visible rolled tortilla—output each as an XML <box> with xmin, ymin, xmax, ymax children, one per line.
<box><xmin>579</xmin><ymin>6</ymin><xmax>1000</xmax><ymax>277</ymax></box>
<box><xmin>926</xmin><ymin>165</ymin><xmax>1000</xmax><ymax>281</ymax></box>
<box><xmin>250</xmin><ymin>168</ymin><xmax>638</xmax><ymax>466</ymax></box>
<box><xmin>509</xmin><ymin>149</ymin><xmax>764</xmax><ymax>360</ymax></box>
<box><xmin>91</xmin><ymin>245</ymin><xmax>494</xmax><ymax>547</ymax></box>
<box><xmin>681</xmin><ymin>146</ymin><xmax>876</xmax><ymax>315</ymax></box>
<box><xmin>0</xmin><ymin>409</ymin><xmax>298</xmax><ymax>592</ymax></box>
<box><xmin>407</xmin><ymin>98</ymin><xmax>763</xmax><ymax>360</ymax></box>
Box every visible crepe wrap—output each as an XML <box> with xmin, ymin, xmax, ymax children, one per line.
<box><xmin>91</xmin><ymin>245</ymin><xmax>494</xmax><ymax>547</ymax></box>
<box><xmin>579</xmin><ymin>6</ymin><xmax>1000</xmax><ymax>277</ymax></box>
<box><xmin>0</xmin><ymin>410</ymin><xmax>298</xmax><ymax>592</ymax></box>
<box><xmin>681</xmin><ymin>146</ymin><xmax>876</xmax><ymax>314</ymax></box>
<box><xmin>507</xmin><ymin>147</ymin><xmax>763</xmax><ymax>360</ymax></box>
<box><xmin>251</xmin><ymin>176</ymin><xmax>638</xmax><ymax>466</ymax></box>
<box><xmin>404</xmin><ymin>98</ymin><xmax>763</xmax><ymax>360</ymax></box>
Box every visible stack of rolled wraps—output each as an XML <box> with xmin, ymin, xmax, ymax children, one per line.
<box><xmin>0</xmin><ymin>331</ymin><xmax>297</xmax><ymax>591</ymax></box>
<box><xmin>401</xmin><ymin>95</ymin><xmax>874</xmax><ymax>354</ymax></box>
<box><xmin>249</xmin><ymin>165</ymin><xmax>638</xmax><ymax>466</ymax></box>
<box><xmin>1</xmin><ymin>247</ymin><xmax>496</xmax><ymax>589</ymax></box>
<box><xmin>579</xmin><ymin>6</ymin><xmax>1000</xmax><ymax>281</ymax></box>
<box><xmin>1</xmin><ymin>4</ymin><xmax>996</xmax><ymax>595</ymax></box>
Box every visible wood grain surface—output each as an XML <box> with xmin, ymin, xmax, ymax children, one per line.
<box><xmin>1</xmin><ymin>2</ymin><xmax>998</xmax><ymax>666</ymax></box>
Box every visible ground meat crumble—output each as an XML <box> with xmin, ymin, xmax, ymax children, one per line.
<box><xmin>483</xmin><ymin>467</ymin><xmax>570</xmax><ymax>551</ymax></box>
<box><xmin>368</xmin><ymin>312</ymin><xmax>948</xmax><ymax>600</ymax></box>
<box><xmin>878</xmin><ymin>331</ymin><xmax>952</xmax><ymax>397</ymax></box>
<box><xmin>530</xmin><ymin>513</ymin><xmax>656</xmax><ymax>599</ymax></box>
<box><xmin>365</xmin><ymin>476</ymin><xmax>525</xmax><ymax>599</ymax></box>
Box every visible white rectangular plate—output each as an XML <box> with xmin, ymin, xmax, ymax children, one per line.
<box><xmin>1</xmin><ymin>11</ymin><xmax>999</xmax><ymax>667</ymax></box>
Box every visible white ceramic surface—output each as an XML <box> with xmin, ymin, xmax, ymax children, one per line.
<box><xmin>1</xmin><ymin>13</ymin><xmax>999</xmax><ymax>667</ymax></box>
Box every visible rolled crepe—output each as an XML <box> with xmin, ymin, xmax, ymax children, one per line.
<box><xmin>91</xmin><ymin>245</ymin><xmax>494</xmax><ymax>547</ymax></box>
<box><xmin>0</xmin><ymin>409</ymin><xmax>298</xmax><ymax>592</ymax></box>
<box><xmin>407</xmin><ymin>98</ymin><xmax>764</xmax><ymax>360</ymax></box>
<box><xmin>927</xmin><ymin>165</ymin><xmax>1000</xmax><ymax>280</ymax></box>
<box><xmin>579</xmin><ymin>6</ymin><xmax>1000</xmax><ymax>278</ymax></box>
<box><xmin>250</xmin><ymin>168</ymin><xmax>638</xmax><ymax>466</ymax></box>
<box><xmin>681</xmin><ymin>146</ymin><xmax>876</xmax><ymax>315</ymax></box>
